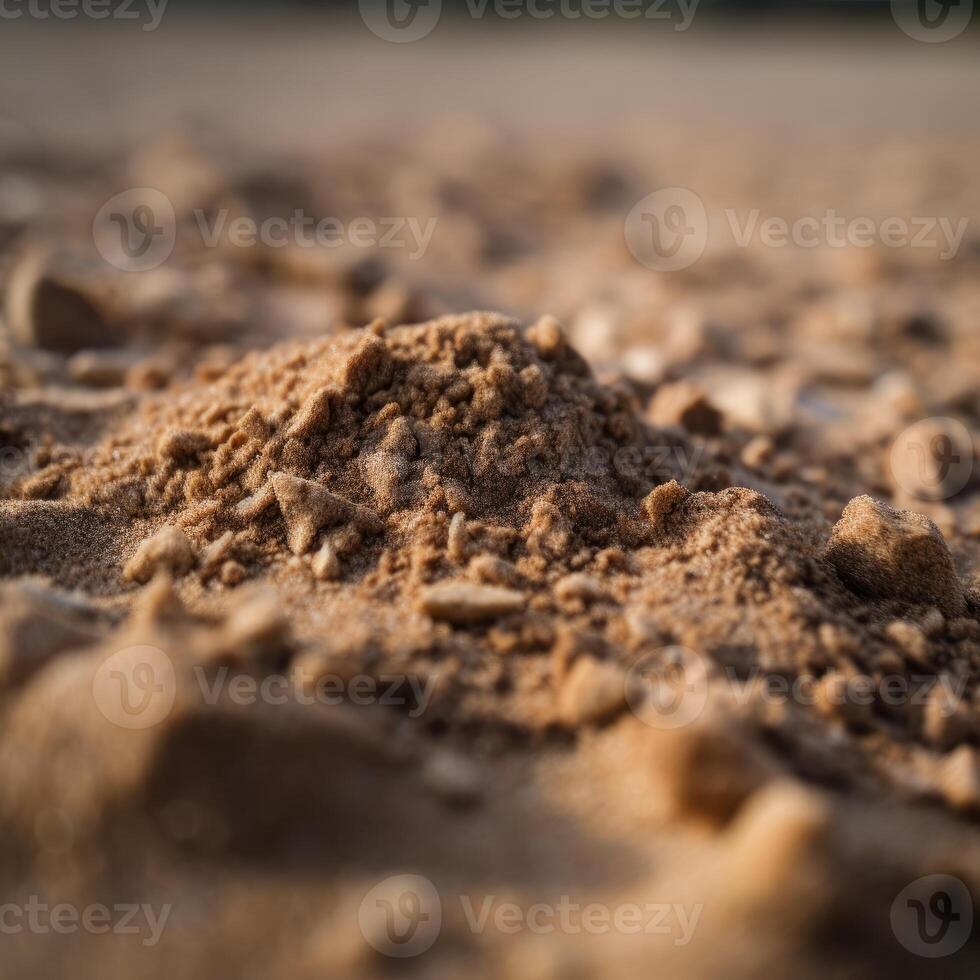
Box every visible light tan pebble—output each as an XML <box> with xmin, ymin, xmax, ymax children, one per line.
<box><xmin>740</xmin><ymin>435</ymin><xmax>775</xmax><ymax>470</ymax></box>
<box><xmin>234</xmin><ymin>482</ymin><xmax>277</xmax><ymax>522</ymax></box>
<box><xmin>822</xmin><ymin>495</ymin><xmax>965</xmax><ymax>616</ymax></box>
<box><xmin>420</xmin><ymin>752</ymin><xmax>482</xmax><ymax>808</ymax></box>
<box><xmin>938</xmin><ymin>746</ymin><xmax>980</xmax><ymax>813</ymax></box>
<box><xmin>312</xmin><ymin>541</ymin><xmax>341</xmax><ymax>582</ymax></box>
<box><xmin>648</xmin><ymin>380</ymin><xmax>723</xmax><ymax>436</ymax></box>
<box><xmin>621</xmin><ymin>345</ymin><xmax>667</xmax><ymax>385</ymax></box>
<box><xmin>123</xmin><ymin>525</ymin><xmax>196</xmax><ymax>584</ymax></box>
<box><xmin>554</xmin><ymin>573</ymin><xmax>606</xmax><ymax>604</ymax></box>
<box><xmin>468</xmin><ymin>554</ymin><xmax>522</xmax><ymax>587</ymax></box>
<box><xmin>646</xmin><ymin>717</ymin><xmax>780</xmax><ymax>826</ymax></box>
<box><xmin>526</xmin><ymin>313</ymin><xmax>567</xmax><ymax>359</ymax></box>
<box><xmin>220</xmin><ymin>561</ymin><xmax>246</xmax><ymax>586</ymax></box>
<box><xmin>558</xmin><ymin>657</ymin><xmax>626</xmax><ymax>726</ymax></box>
<box><xmin>67</xmin><ymin>351</ymin><xmax>128</xmax><ymax>388</ymax></box>
<box><xmin>271</xmin><ymin>472</ymin><xmax>351</xmax><ymax>555</ymax></box>
<box><xmin>884</xmin><ymin>620</ymin><xmax>929</xmax><ymax>663</ymax></box>
<box><xmin>201</xmin><ymin>531</ymin><xmax>234</xmax><ymax>574</ymax></box>
<box><xmin>922</xmin><ymin>683</ymin><xmax>973</xmax><ymax>751</ymax></box>
<box><xmin>419</xmin><ymin>581</ymin><xmax>525</xmax><ymax>625</ymax></box>
<box><xmin>920</xmin><ymin>607</ymin><xmax>946</xmax><ymax>638</ymax></box>
<box><xmin>286</xmin><ymin>387</ymin><xmax>332</xmax><ymax>439</ymax></box>
<box><xmin>640</xmin><ymin>479</ymin><xmax>689</xmax><ymax>528</ymax></box>
<box><xmin>812</xmin><ymin>670</ymin><xmax>873</xmax><ymax>728</ymax></box>
<box><xmin>447</xmin><ymin>512</ymin><xmax>470</xmax><ymax>565</ymax></box>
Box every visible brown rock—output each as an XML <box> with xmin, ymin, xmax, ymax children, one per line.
<box><xmin>123</xmin><ymin>525</ymin><xmax>196</xmax><ymax>584</ymax></box>
<box><xmin>649</xmin><ymin>381</ymin><xmax>723</xmax><ymax>436</ymax></box>
<box><xmin>420</xmin><ymin>581</ymin><xmax>524</xmax><ymax>625</ymax></box>
<box><xmin>823</xmin><ymin>496</ymin><xmax>965</xmax><ymax>615</ymax></box>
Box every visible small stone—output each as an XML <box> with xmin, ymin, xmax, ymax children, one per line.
<box><xmin>447</xmin><ymin>512</ymin><xmax>470</xmax><ymax>565</ymax></box>
<box><xmin>234</xmin><ymin>483</ymin><xmax>276</xmax><ymax>522</ymax></box>
<box><xmin>220</xmin><ymin>560</ymin><xmax>246</xmax><ymax>586</ymax></box>
<box><xmin>123</xmin><ymin>525</ymin><xmax>196</xmax><ymax>584</ymax></box>
<box><xmin>312</xmin><ymin>542</ymin><xmax>341</xmax><ymax>582</ymax></box>
<box><xmin>648</xmin><ymin>381</ymin><xmax>722</xmax><ymax>436</ymax></box>
<box><xmin>922</xmin><ymin>683</ymin><xmax>973</xmax><ymax>751</ymax></box>
<box><xmin>5</xmin><ymin>250</ymin><xmax>120</xmax><ymax>352</ymax></box>
<box><xmin>823</xmin><ymin>496</ymin><xmax>965</xmax><ymax>616</ymax></box>
<box><xmin>641</xmin><ymin>479</ymin><xmax>689</xmax><ymax>528</ymax></box>
<box><xmin>938</xmin><ymin>746</ymin><xmax>980</xmax><ymax>813</ymax></box>
<box><xmin>558</xmin><ymin>657</ymin><xmax>626</xmax><ymax>726</ymax></box>
<box><xmin>554</xmin><ymin>573</ymin><xmax>605</xmax><ymax>604</ymax></box>
<box><xmin>740</xmin><ymin>435</ymin><xmax>775</xmax><ymax>470</ymax></box>
<box><xmin>420</xmin><ymin>581</ymin><xmax>525</xmax><ymax>625</ymax></box>
<box><xmin>526</xmin><ymin>314</ymin><xmax>567</xmax><ymax>359</ymax></box>
<box><xmin>271</xmin><ymin>472</ymin><xmax>351</xmax><ymax>555</ymax></box>
<box><xmin>420</xmin><ymin>752</ymin><xmax>482</xmax><ymax>808</ymax></box>
<box><xmin>67</xmin><ymin>351</ymin><xmax>128</xmax><ymax>388</ymax></box>
<box><xmin>468</xmin><ymin>554</ymin><xmax>522</xmax><ymax>587</ymax></box>
<box><xmin>286</xmin><ymin>387</ymin><xmax>332</xmax><ymax>440</ymax></box>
